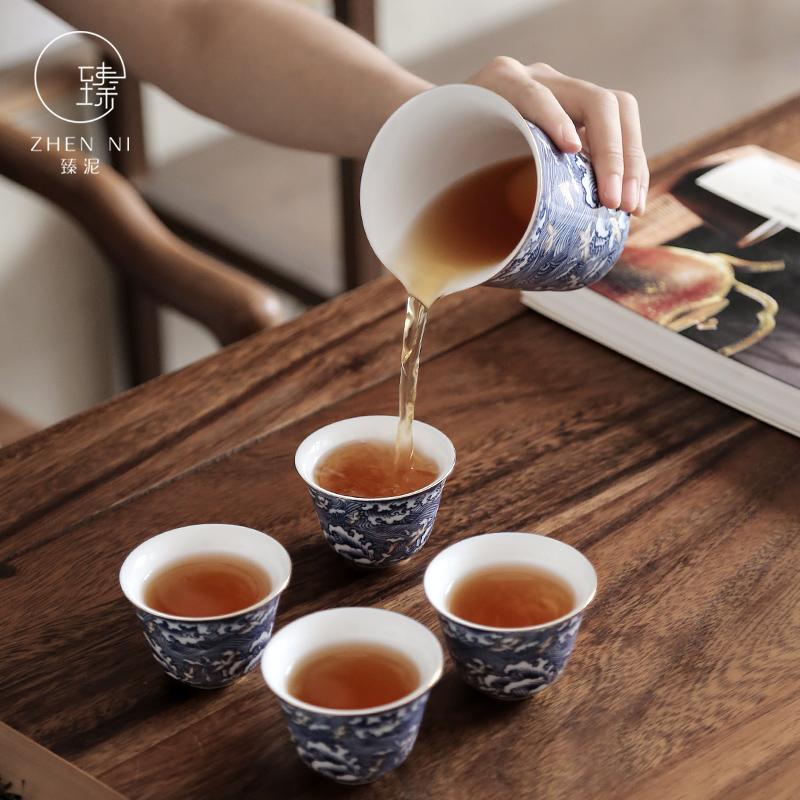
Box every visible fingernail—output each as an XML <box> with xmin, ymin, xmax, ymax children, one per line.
<box><xmin>639</xmin><ymin>185</ymin><xmax>647</xmax><ymax>214</ymax></box>
<box><xmin>561</xmin><ymin>123</ymin><xmax>581</xmax><ymax>149</ymax></box>
<box><xmin>621</xmin><ymin>178</ymin><xmax>638</xmax><ymax>210</ymax></box>
<box><xmin>603</xmin><ymin>174</ymin><xmax>622</xmax><ymax>207</ymax></box>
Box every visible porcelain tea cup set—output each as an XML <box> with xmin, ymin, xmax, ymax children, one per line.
<box><xmin>121</xmin><ymin>521</ymin><xmax>596</xmax><ymax>784</ymax></box>
<box><xmin>119</xmin><ymin>85</ymin><xmax>623</xmax><ymax>784</ymax></box>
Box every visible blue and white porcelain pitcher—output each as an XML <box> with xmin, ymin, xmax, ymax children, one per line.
<box><xmin>361</xmin><ymin>84</ymin><xmax>629</xmax><ymax>300</ymax></box>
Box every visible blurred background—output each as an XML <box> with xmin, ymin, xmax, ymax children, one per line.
<box><xmin>1</xmin><ymin>0</ymin><xmax>799</xmax><ymax>431</ymax></box>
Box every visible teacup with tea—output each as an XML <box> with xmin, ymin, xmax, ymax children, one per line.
<box><xmin>424</xmin><ymin>531</ymin><xmax>596</xmax><ymax>700</ymax></box>
<box><xmin>119</xmin><ymin>523</ymin><xmax>291</xmax><ymax>688</ymax></box>
<box><xmin>295</xmin><ymin>415</ymin><xmax>455</xmax><ymax>568</ymax></box>
<box><xmin>261</xmin><ymin>607</ymin><xmax>443</xmax><ymax>784</ymax></box>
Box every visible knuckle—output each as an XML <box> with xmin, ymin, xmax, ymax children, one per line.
<box><xmin>529</xmin><ymin>61</ymin><xmax>556</xmax><ymax>75</ymax></box>
<box><xmin>626</xmin><ymin>152</ymin><xmax>648</xmax><ymax>173</ymax></box>
<box><xmin>613</xmin><ymin>90</ymin><xmax>639</xmax><ymax>112</ymax></box>
<box><xmin>488</xmin><ymin>55</ymin><xmax>522</xmax><ymax>75</ymax></box>
<box><xmin>526</xmin><ymin>79</ymin><xmax>555</xmax><ymax>100</ymax></box>
<box><xmin>600</xmin><ymin>144</ymin><xmax>625</xmax><ymax>168</ymax></box>
<box><xmin>593</xmin><ymin>88</ymin><xmax>620</xmax><ymax>113</ymax></box>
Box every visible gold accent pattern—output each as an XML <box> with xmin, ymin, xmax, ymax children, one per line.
<box><xmin>578</xmin><ymin>224</ymin><xmax>592</xmax><ymax>262</ymax></box>
<box><xmin>717</xmin><ymin>282</ymin><xmax>779</xmax><ymax>357</ymax></box>
<box><xmin>609</xmin><ymin>216</ymin><xmax>622</xmax><ymax>245</ymax></box>
<box><xmin>558</xmin><ymin>181</ymin><xmax>575</xmax><ymax>209</ymax></box>
<box><xmin>712</xmin><ymin>253</ymin><xmax>786</xmax><ymax>272</ymax></box>
<box><xmin>544</xmin><ymin>222</ymin><xmax>558</xmax><ymax>253</ymax></box>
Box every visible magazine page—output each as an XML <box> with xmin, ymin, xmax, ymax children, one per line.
<box><xmin>588</xmin><ymin>146</ymin><xmax>800</xmax><ymax>389</ymax></box>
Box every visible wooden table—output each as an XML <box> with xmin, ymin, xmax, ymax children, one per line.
<box><xmin>3</xmin><ymin>95</ymin><xmax>800</xmax><ymax>800</ymax></box>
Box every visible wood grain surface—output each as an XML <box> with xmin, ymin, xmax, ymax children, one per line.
<box><xmin>2</xmin><ymin>95</ymin><xmax>800</xmax><ymax>800</ymax></box>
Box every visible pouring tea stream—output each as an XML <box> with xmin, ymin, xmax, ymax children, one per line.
<box><xmin>361</xmin><ymin>84</ymin><xmax>630</xmax><ymax>466</ymax></box>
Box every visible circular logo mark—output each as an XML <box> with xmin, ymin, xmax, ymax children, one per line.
<box><xmin>35</xmin><ymin>31</ymin><xmax>126</xmax><ymax>124</ymax></box>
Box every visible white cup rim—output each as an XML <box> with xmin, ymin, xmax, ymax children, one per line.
<box><xmin>424</xmin><ymin>532</ymin><xmax>597</xmax><ymax>633</ymax></box>
<box><xmin>119</xmin><ymin>523</ymin><xmax>292</xmax><ymax>622</ymax></box>
<box><xmin>294</xmin><ymin>415</ymin><xmax>456</xmax><ymax>501</ymax></box>
<box><xmin>262</xmin><ymin>607</ymin><xmax>444</xmax><ymax>716</ymax></box>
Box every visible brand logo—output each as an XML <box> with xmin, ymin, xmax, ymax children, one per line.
<box><xmin>34</xmin><ymin>31</ymin><xmax>126</xmax><ymax>124</ymax></box>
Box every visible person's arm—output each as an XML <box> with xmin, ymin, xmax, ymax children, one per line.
<box><xmin>40</xmin><ymin>0</ymin><xmax>429</xmax><ymax>158</ymax></box>
<box><xmin>38</xmin><ymin>0</ymin><xmax>647</xmax><ymax>213</ymax></box>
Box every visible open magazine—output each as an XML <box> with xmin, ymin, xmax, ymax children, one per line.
<box><xmin>522</xmin><ymin>145</ymin><xmax>800</xmax><ymax>437</ymax></box>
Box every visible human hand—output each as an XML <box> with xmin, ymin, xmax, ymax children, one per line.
<box><xmin>465</xmin><ymin>58</ymin><xmax>648</xmax><ymax>215</ymax></box>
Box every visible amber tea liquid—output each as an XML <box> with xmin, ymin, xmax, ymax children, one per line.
<box><xmin>288</xmin><ymin>641</ymin><xmax>420</xmax><ymax>710</ymax></box>
<box><xmin>314</xmin><ymin>438</ymin><xmax>439</xmax><ymax>498</ymax></box>
<box><xmin>391</xmin><ymin>156</ymin><xmax>537</xmax><ymax>464</ymax></box>
<box><xmin>447</xmin><ymin>563</ymin><xmax>574</xmax><ymax>628</ymax></box>
<box><xmin>392</xmin><ymin>155</ymin><xmax>537</xmax><ymax>309</ymax></box>
<box><xmin>144</xmin><ymin>554</ymin><xmax>271</xmax><ymax>618</ymax></box>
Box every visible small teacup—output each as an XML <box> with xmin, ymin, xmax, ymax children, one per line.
<box><xmin>424</xmin><ymin>532</ymin><xmax>596</xmax><ymax>700</ymax></box>
<box><xmin>261</xmin><ymin>607</ymin><xmax>443</xmax><ymax>784</ymax></box>
<box><xmin>120</xmin><ymin>523</ymin><xmax>291</xmax><ymax>688</ymax></box>
<box><xmin>295</xmin><ymin>415</ymin><xmax>456</xmax><ymax>568</ymax></box>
